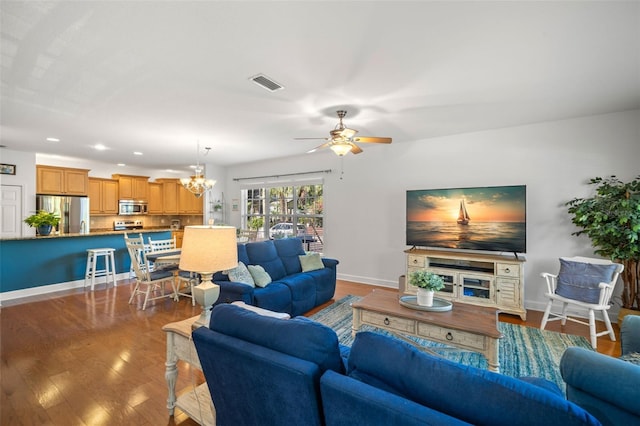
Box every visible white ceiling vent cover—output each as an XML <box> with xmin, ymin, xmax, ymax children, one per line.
<box><xmin>250</xmin><ymin>74</ymin><xmax>284</xmax><ymax>92</ymax></box>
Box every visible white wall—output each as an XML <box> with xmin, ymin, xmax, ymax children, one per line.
<box><xmin>0</xmin><ymin>149</ymin><xmax>37</xmax><ymax>237</ymax></box>
<box><xmin>224</xmin><ymin>110</ymin><xmax>640</xmax><ymax>316</ymax></box>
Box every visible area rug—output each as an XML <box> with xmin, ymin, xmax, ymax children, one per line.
<box><xmin>310</xmin><ymin>295</ymin><xmax>594</xmax><ymax>391</ymax></box>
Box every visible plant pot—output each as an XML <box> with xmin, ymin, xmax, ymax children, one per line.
<box><xmin>416</xmin><ymin>288</ymin><xmax>434</xmax><ymax>307</ymax></box>
<box><xmin>37</xmin><ymin>225</ymin><xmax>53</xmax><ymax>236</ymax></box>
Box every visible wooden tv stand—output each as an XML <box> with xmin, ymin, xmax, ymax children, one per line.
<box><xmin>403</xmin><ymin>248</ymin><xmax>526</xmax><ymax>320</ymax></box>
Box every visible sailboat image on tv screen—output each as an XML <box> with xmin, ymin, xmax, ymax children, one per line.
<box><xmin>457</xmin><ymin>199</ymin><xmax>470</xmax><ymax>225</ymax></box>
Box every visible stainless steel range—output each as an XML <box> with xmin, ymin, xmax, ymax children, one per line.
<box><xmin>114</xmin><ymin>220</ymin><xmax>144</xmax><ymax>231</ymax></box>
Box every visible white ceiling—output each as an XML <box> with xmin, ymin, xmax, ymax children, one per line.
<box><xmin>1</xmin><ymin>1</ymin><xmax>639</xmax><ymax>172</ymax></box>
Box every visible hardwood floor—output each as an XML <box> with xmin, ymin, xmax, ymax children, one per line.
<box><xmin>1</xmin><ymin>279</ymin><xmax>621</xmax><ymax>425</ymax></box>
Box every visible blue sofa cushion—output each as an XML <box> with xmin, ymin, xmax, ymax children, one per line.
<box><xmin>320</xmin><ymin>370</ymin><xmax>471</xmax><ymax>426</ymax></box>
<box><xmin>555</xmin><ymin>258</ymin><xmax>618</xmax><ymax>304</ymax></box>
<box><xmin>210</xmin><ymin>304</ymin><xmax>344</xmax><ymax>373</ymax></box>
<box><xmin>278</xmin><ymin>273</ymin><xmax>317</xmax><ymax>316</ymax></box>
<box><xmin>245</xmin><ymin>240</ymin><xmax>287</xmax><ymax>281</ymax></box>
<box><xmin>252</xmin><ymin>282</ymin><xmax>291</xmax><ymax>313</ymax></box>
<box><xmin>348</xmin><ymin>332</ymin><xmax>600</xmax><ymax>426</ymax></box>
<box><xmin>274</xmin><ymin>238</ymin><xmax>306</xmax><ymax>275</ymax></box>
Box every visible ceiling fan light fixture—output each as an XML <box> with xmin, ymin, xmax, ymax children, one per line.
<box><xmin>339</xmin><ymin>128</ymin><xmax>357</xmax><ymax>139</ymax></box>
<box><xmin>330</xmin><ymin>142</ymin><xmax>352</xmax><ymax>156</ymax></box>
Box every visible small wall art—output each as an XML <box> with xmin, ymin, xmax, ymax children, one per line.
<box><xmin>0</xmin><ymin>164</ymin><xmax>16</xmax><ymax>175</ymax></box>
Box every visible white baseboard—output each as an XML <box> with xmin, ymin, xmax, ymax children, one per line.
<box><xmin>0</xmin><ymin>273</ymin><xmax>129</xmax><ymax>305</ymax></box>
<box><xmin>337</xmin><ymin>273</ymin><xmax>398</xmax><ymax>289</ymax></box>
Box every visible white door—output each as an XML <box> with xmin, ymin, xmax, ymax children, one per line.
<box><xmin>1</xmin><ymin>185</ymin><xmax>22</xmax><ymax>238</ymax></box>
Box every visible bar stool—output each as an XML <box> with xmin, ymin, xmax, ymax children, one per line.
<box><xmin>85</xmin><ymin>248</ymin><xmax>117</xmax><ymax>291</ymax></box>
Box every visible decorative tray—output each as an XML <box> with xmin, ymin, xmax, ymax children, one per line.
<box><xmin>399</xmin><ymin>295</ymin><xmax>453</xmax><ymax>312</ymax></box>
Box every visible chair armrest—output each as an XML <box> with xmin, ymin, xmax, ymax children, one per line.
<box><xmin>540</xmin><ymin>272</ymin><xmax>558</xmax><ymax>294</ymax></box>
<box><xmin>621</xmin><ymin>314</ymin><xmax>640</xmax><ymax>355</ymax></box>
<box><xmin>560</xmin><ymin>347</ymin><xmax>640</xmax><ymax>417</ymax></box>
<box><xmin>214</xmin><ymin>281</ymin><xmax>255</xmax><ymax>304</ymax></box>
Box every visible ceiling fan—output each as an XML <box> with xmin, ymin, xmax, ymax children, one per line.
<box><xmin>295</xmin><ymin>110</ymin><xmax>392</xmax><ymax>156</ymax></box>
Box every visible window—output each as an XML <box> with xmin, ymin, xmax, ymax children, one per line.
<box><xmin>242</xmin><ymin>184</ymin><xmax>324</xmax><ymax>252</ymax></box>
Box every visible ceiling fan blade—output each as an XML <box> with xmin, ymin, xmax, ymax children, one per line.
<box><xmin>350</xmin><ymin>144</ymin><xmax>364</xmax><ymax>154</ymax></box>
<box><xmin>294</xmin><ymin>137</ymin><xmax>330</xmax><ymax>140</ymax></box>
<box><xmin>352</xmin><ymin>136</ymin><xmax>392</xmax><ymax>144</ymax></box>
<box><xmin>307</xmin><ymin>142</ymin><xmax>331</xmax><ymax>154</ymax></box>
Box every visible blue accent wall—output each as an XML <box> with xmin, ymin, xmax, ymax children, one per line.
<box><xmin>0</xmin><ymin>231</ymin><xmax>171</xmax><ymax>293</ymax></box>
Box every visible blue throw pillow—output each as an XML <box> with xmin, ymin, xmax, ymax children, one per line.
<box><xmin>555</xmin><ymin>259</ymin><xmax>618</xmax><ymax>304</ymax></box>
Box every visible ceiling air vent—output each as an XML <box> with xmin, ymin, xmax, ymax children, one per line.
<box><xmin>250</xmin><ymin>74</ymin><xmax>284</xmax><ymax>92</ymax></box>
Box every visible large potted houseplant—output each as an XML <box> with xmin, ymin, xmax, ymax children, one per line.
<box><xmin>409</xmin><ymin>270</ymin><xmax>445</xmax><ymax>306</ymax></box>
<box><xmin>566</xmin><ymin>175</ymin><xmax>640</xmax><ymax>320</ymax></box>
<box><xmin>24</xmin><ymin>210</ymin><xmax>60</xmax><ymax>236</ymax></box>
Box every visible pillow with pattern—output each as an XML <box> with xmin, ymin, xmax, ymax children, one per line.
<box><xmin>225</xmin><ymin>261</ymin><xmax>255</xmax><ymax>287</ymax></box>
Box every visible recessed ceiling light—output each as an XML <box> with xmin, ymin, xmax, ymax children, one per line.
<box><xmin>133</xmin><ymin>151</ymin><xmax>143</xmax><ymax>156</ymax></box>
<box><xmin>95</xmin><ymin>144</ymin><xmax>107</xmax><ymax>150</ymax></box>
<box><xmin>46</xmin><ymin>137</ymin><xmax>60</xmax><ymax>142</ymax></box>
<box><xmin>117</xmin><ymin>163</ymin><xmax>126</xmax><ymax>167</ymax></box>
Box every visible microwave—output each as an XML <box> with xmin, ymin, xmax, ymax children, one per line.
<box><xmin>119</xmin><ymin>200</ymin><xmax>148</xmax><ymax>215</ymax></box>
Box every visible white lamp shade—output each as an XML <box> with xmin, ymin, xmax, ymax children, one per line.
<box><xmin>330</xmin><ymin>142</ymin><xmax>352</xmax><ymax>156</ymax></box>
<box><xmin>179</xmin><ymin>226</ymin><xmax>238</xmax><ymax>273</ymax></box>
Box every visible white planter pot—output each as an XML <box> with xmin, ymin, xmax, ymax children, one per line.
<box><xmin>417</xmin><ymin>288</ymin><xmax>434</xmax><ymax>307</ymax></box>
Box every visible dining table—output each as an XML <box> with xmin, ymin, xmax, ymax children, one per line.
<box><xmin>146</xmin><ymin>249</ymin><xmax>181</xmax><ymax>268</ymax></box>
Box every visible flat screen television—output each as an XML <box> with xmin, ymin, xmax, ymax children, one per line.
<box><xmin>406</xmin><ymin>185</ymin><xmax>526</xmax><ymax>254</ymax></box>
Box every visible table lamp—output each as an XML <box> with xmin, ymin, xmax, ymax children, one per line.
<box><xmin>179</xmin><ymin>225</ymin><xmax>238</xmax><ymax>328</ymax></box>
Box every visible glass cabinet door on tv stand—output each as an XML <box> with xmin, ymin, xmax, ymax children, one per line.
<box><xmin>404</xmin><ymin>248</ymin><xmax>526</xmax><ymax>320</ymax></box>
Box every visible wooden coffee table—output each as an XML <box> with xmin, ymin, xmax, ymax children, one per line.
<box><xmin>352</xmin><ymin>289</ymin><xmax>503</xmax><ymax>372</ymax></box>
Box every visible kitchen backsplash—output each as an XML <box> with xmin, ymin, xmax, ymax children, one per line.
<box><xmin>90</xmin><ymin>215</ymin><xmax>204</xmax><ymax>231</ymax></box>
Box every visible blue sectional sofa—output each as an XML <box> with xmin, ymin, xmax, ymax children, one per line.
<box><xmin>212</xmin><ymin>238</ymin><xmax>339</xmax><ymax>316</ymax></box>
<box><xmin>192</xmin><ymin>303</ymin><xmax>601</xmax><ymax>426</ymax></box>
<box><xmin>560</xmin><ymin>314</ymin><xmax>640</xmax><ymax>426</ymax></box>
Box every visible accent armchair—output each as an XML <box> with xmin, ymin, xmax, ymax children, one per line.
<box><xmin>540</xmin><ymin>256</ymin><xmax>624</xmax><ymax>349</ymax></box>
<box><xmin>560</xmin><ymin>314</ymin><xmax>640</xmax><ymax>426</ymax></box>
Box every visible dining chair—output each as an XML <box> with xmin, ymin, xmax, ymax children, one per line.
<box><xmin>125</xmin><ymin>233</ymin><xmax>178</xmax><ymax>310</ymax></box>
<box><xmin>125</xmin><ymin>232</ymin><xmax>153</xmax><ymax>278</ymax></box>
<box><xmin>540</xmin><ymin>256</ymin><xmax>624</xmax><ymax>349</ymax></box>
<box><xmin>148</xmin><ymin>236</ymin><xmax>177</xmax><ymax>253</ymax></box>
<box><xmin>148</xmin><ymin>235</ymin><xmax>195</xmax><ymax>305</ymax></box>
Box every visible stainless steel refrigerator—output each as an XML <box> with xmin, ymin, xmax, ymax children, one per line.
<box><xmin>36</xmin><ymin>195</ymin><xmax>90</xmax><ymax>234</ymax></box>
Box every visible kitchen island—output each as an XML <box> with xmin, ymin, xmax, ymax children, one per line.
<box><xmin>0</xmin><ymin>229</ymin><xmax>172</xmax><ymax>301</ymax></box>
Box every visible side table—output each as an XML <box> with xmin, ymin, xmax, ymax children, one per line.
<box><xmin>162</xmin><ymin>315</ymin><xmax>215</xmax><ymax>425</ymax></box>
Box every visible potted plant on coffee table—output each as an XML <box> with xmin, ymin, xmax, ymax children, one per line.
<box><xmin>566</xmin><ymin>175</ymin><xmax>640</xmax><ymax>321</ymax></box>
<box><xmin>24</xmin><ymin>210</ymin><xmax>60</xmax><ymax>236</ymax></box>
<box><xmin>410</xmin><ymin>270</ymin><xmax>445</xmax><ymax>307</ymax></box>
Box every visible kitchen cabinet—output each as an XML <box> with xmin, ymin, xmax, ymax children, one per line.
<box><xmin>148</xmin><ymin>182</ymin><xmax>163</xmax><ymax>214</ymax></box>
<box><xmin>88</xmin><ymin>178</ymin><xmax>119</xmax><ymax>215</ymax></box>
<box><xmin>156</xmin><ymin>179</ymin><xmax>178</xmax><ymax>214</ymax></box>
<box><xmin>36</xmin><ymin>166</ymin><xmax>89</xmax><ymax>195</ymax></box>
<box><xmin>178</xmin><ymin>185</ymin><xmax>203</xmax><ymax>214</ymax></box>
<box><xmin>156</xmin><ymin>179</ymin><xmax>202</xmax><ymax>215</ymax></box>
<box><xmin>172</xmin><ymin>231</ymin><xmax>184</xmax><ymax>248</ymax></box>
<box><xmin>112</xmin><ymin>174</ymin><xmax>149</xmax><ymax>201</ymax></box>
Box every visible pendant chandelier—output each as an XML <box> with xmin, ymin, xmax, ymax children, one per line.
<box><xmin>180</xmin><ymin>143</ymin><xmax>216</xmax><ymax>198</ymax></box>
